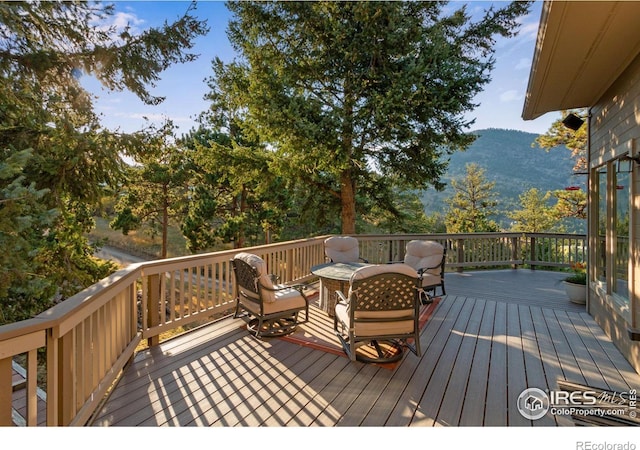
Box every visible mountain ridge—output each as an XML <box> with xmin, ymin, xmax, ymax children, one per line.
<box><xmin>421</xmin><ymin>127</ymin><xmax>583</xmax><ymax>229</ymax></box>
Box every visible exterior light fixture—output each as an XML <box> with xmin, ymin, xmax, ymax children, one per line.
<box><xmin>618</xmin><ymin>154</ymin><xmax>640</xmax><ymax>172</ymax></box>
<box><xmin>617</xmin><ymin>158</ymin><xmax>633</xmax><ymax>173</ymax></box>
<box><xmin>562</xmin><ymin>113</ymin><xmax>584</xmax><ymax>131</ymax></box>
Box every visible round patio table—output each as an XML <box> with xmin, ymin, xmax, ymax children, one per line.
<box><xmin>310</xmin><ymin>261</ymin><xmax>370</xmax><ymax>317</ymax></box>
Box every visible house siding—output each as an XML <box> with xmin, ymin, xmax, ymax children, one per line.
<box><xmin>589</xmin><ymin>50</ymin><xmax>640</xmax><ymax>373</ymax></box>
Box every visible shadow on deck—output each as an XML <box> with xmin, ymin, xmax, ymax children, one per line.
<box><xmin>89</xmin><ymin>270</ymin><xmax>639</xmax><ymax>427</ymax></box>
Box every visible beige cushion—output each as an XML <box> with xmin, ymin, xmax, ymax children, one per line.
<box><xmin>349</xmin><ymin>263</ymin><xmax>418</xmax><ymax>299</ymax></box>
<box><xmin>324</xmin><ymin>236</ymin><xmax>360</xmax><ymax>263</ymax></box>
<box><xmin>335</xmin><ymin>302</ymin><xmax>414</xmax><ymax>337</ymax></box>
<box><xmin>233</xmin><ymin>252</ymin><xmax>277</xmax><ymax>302</ymax></box>
<box><xmin>404</xmin><ymin>240</ymin><xmax>444</xmax><ymax>277</ymax></box>
<box><xmin>241</xmin><ymin>285</ymin><xmax>307</xmax><ymax>315</ymax></box>
<box><xmin>336</xmin><ymin>264</ymin><xmax>418</xmax><ymax>336</ymax></box>
<box><xmin>420</xmin><ymin>273</ymin><xmax>442</xmax><ymax>289</ymax></box>
<box><xmin>234</xmin><ymin>252</ymin><xmax>267</xmax><ymax>275</ymax></box>
<box><xmin>349</xmin><ymin>263</ymin><xmax>417</xmax><ymax>281</ymax></box>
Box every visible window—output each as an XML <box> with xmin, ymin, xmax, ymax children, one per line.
<box><xmin>614</xmin><ymin>166</ymin><xmax>629</xmax><ymax>299</ymax></box>
<box><xmin>595</xmin><ymin>167</ymin><xmax>607</xmax><ymax>283</ymax></box>
<box><xmin>593</xmin><ymin>159</ymin><xmax>630</xmax><ymax>312</ymax></box>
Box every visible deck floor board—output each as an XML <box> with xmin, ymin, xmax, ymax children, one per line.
<box><xmin>458</xmin><ymin>299</ymin><xmax>495</xmax><ymax>426</ymax></box>
<box><xmin>435</xmin><ymin>298</ymin><xmax>486</xmax><ymax>426</ymax></box>
<box><xmin>90</xmin><ymin>270</ymin><xmax>640</xmax><ymax>427</ymax></box>
<box><xmin>483</xmin><ymin>301</ymin><xmax>508</xmax><ymax>426</ymax></box>
<box><xmin>410</xmin><ymin>297</ymin><xmax>477</xmax><ymax>426</ymax></box>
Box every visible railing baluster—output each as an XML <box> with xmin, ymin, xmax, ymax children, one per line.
<box><xmin>1</xmin><ymin>232</ymin><xmax>588</xmax><ymax>426</ymax></box>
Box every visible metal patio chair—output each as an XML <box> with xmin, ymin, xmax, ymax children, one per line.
<box><xmin>231</xmin><ymin>252</ymin><xmax>309</xmax><ymax>338</ymax></box>
<box><xmin>333</xmin><ymin>263</ymin><xmax>422</xmax><ymax>363</ymax></box>
<box><xmin>403</xmin><ymin>240</ymin><xmax>447</xmax><ymax>301</ymax></box>
<box><xmin>324</xmin><ymin>236</ymin><xmax>368</xmax><ymax>263</ymax></box>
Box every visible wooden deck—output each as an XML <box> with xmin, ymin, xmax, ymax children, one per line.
<box><xmin>90</xmin><ymin>270</ymin><xmax>640</xmax><ymax>427</ymax></box>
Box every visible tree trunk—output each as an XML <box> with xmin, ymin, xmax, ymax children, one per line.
<box><xmin>341</xmin><ymin>78</ymin><xmax>356</xmax><ymax>235</ymax></box>
<box><xmin>161</xmin><ymin>184</ymin><xmax>168</xmax><ymax>259</ymax></box>
<box><xmin>340</xmin><ymin>170</ymin><xmax>356</xmax><ymax>234</ymax></box>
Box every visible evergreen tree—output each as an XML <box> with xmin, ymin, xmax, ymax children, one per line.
<box><xmin>185</xmin><ymin>58</ymin><xmax>292</xmax><ymax>250</ymax></box>
<box><xmin>0</xmin><ymin>1</ymin><xmax>208</xmax><ymax>323</ymax></box>
<box><xmin>224</xmin><ymin>1</ymin><xmax>532</xmax><ymax>234</ymax></box>
<box><xmin>534</xmin><ymin>109</ymin><xmax>588</xmax><ymax>229</ymax></box>
<box><xmin>534</xmin><ymin>109</ymin><xmax>588</xmax><ymax>173</ymax></box>
<box><xmin>444</xmin><ymin>163</ymin><xmax>499</xmax><ymax>233</ymax></box>
<box><xmin>508</xmin><ymin>188</ymin><xmax>557</xmax><ymax>233</ymax></box>
<box><xmin>111</xmin><ymin>122</ymin><xmax>190</xmax><ymax>259</ymax></box>
<box><xmin>550</xmin><ymin>189</ymin><xmax>587</xmax><ymax>221</ymax></box>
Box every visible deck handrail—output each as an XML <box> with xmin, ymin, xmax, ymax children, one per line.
<box><xmin>0</xmin><ymin>231</ymin><xmax>586</xmax><ymax>426</ymax></box>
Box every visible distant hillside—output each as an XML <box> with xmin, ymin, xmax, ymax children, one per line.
<box><xmin>421</xmin><ymin>128</ymin><xmax>585</xmax><ymax>230</ymax></box>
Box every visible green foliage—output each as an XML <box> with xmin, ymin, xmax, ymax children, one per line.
<box><xmin>111</xmin><ymin>122</ymin><xmax>190</xmax><ymax>258</ymax></box>
<box><xmin>225</xmin><ymin>1</ymin><xmax>532</xmax><ymax>233</ymax></box>
<box><xmin>508</xmin><ymin>188</ymin><xmax>558</xmax><ymax>233</ymax></box>
<box><xmin>444</xmin><ymin>163</ymin><xmax>500</xmax><ymax>233</ymax></box>
<box><xmin>534</xmin><ymin>109</ymin><xmax>588</xmax><ymax>173</ymax></box>
<box><xmin>0</xmin><ymin>1</ymin><xmax>207</xmax><ymax>323</ymax></box>
<box><xmin>359</xmin><ymin>176</ymin><xmax>438</xmax><ymax>234</ymax></box>
<box><xmin>180</xmin><ymin>125</ymin><xmax>289</xmax><ymax>250</ymax></box>
<box><xmin>564</xmin><ymin>272</ymin><xmax>587</xmax><ymax>285</ymax></box>
<box><xmin>0</xmin><ymin>150</ymin><xmax>56</xmax><ymax>314</ymax></box>
<box><xmin>564</xmin><ymin>262</ymin><xmax>587</xmax><ymax>285</ymax></box>
<box><xmin>550</xmin><ymin>189</ymin><xmax>587</xmax><ymax>220</ymax></box>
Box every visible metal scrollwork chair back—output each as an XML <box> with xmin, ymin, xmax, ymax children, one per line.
<box><xmin>231</xmin><ymin>252</ymin><xmax>309</xmax><ymax>338</ymax></box>
<box><xmin>333</xmin><ymin>263</ymin><xmax>422</xmax><ymax>363</ymax></box>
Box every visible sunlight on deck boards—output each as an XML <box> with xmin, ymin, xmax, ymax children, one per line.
<box><xmin>91</xmin><ymin>270</ymin><xmax>640</xmax><ymax>427</ymax></box>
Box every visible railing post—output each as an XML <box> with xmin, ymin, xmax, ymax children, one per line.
<box><xmin>530</xmin><ymin>236</ymin><xmax>537</xmax><ymax>270</ymax></box>
<box><xmin>456</xmin><ymin>238</ymin><xmax>464</xmax><ymax>273</ymax></box>
<box><xmin>146</xmin><ymin>274</ymin><xmax>161</xmax><ymax>347</ymax></box>
<box><xmin>511</xmin><ymin>236</ymin><xmax>519</xmax><ymax>269</ymax></box>
<box><xmin>45</xmin><ymin>327</ymin><xmax>73</xmax><ymax>426</ymax></box>
<box><xmin>388</xmin><ymin>240</ymin><xmax>394</xmax><ymax>264</ymax></box>
<box><xmin>0</xmin><ymin>357</ymin><xmax>11</xmax><ymax>425</ymax></box>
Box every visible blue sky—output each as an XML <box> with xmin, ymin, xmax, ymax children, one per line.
<box><xmin>83</xmin><ymin>0</ymin><xmax>558</xmax><ymax>137</ymax></box>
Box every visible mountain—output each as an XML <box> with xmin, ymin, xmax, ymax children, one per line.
<box><xmin>420</xmin><ymin>128</ymin><xmax>584</xmax><ymax>229</ymax></box>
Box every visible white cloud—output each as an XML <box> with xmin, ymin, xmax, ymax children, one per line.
<box><xmin>499</xmin><ymin>90</ymin><xmax>522</xmax><ymax>103</ymax></box>
<box><xmin>111</xmin><ymin>12</ymin><xmax>145</xmax><ymax>33</ymax></box>
<box><xmin>91</xmin><ymin>9</ymin><xmax>146</xmax><ymax>40</ymax></box>
<box><xmin>519</xmin><ymin>21</ymin><xmax>541</xmax><ymax>42</ymax></box>
<box><xmin>515</xmin><ymin>57</ymin><xmax>532</xmax><ymax>71</ymax></box>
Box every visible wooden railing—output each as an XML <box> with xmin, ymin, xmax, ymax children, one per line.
<box><xmin>355</xmin><ymin>232</ymin><xmax>587</xmax><ymax>270</ymax></box>
<box><xmin>0</xmin><ymin>232</ymin><xmax>585</xmax><ymax>426</ymax></box>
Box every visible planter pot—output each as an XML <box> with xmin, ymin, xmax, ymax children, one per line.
<box><xmin>563</xmin><ymin>281</ymin><xmax>586</xmax><ymax>304</ymax></box>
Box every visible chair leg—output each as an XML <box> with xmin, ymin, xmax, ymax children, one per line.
<box><xmin>233</xmin><ymin>299</ymin><xmax>242</xmax><ymax>319</ymax></box>
<box><xmin>349</xmin><ymin>335</ymin><xmax>357</xmax><ymax>362</ymax></box>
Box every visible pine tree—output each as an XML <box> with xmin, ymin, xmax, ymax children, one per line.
<box><xmin>111</xmin><ymin>122</ymin><xmax>190</xmax><ymax>259</ymax></box>
<box><xmin>223</xmin><ymin>1</ymin><xmax>532</xmax><ymax>234</ymax></box>
<box><xmin>508</xmin><ymin>188</ymin><xmax>557</xmax><ymax>233</ymax></box>
<box><xmin>0</xmin><ymin>1</ymin><xmax>208</xmax><ymax>323</ymax></box>
<box><xmin>534</xmin><ymin>109</ymin><xmax>588</xmax><ymax>172</ymax></box>
<box><xmin>444</xmin><ymin>163</ymin><xmax>499</xmax><ymax>233</ymax></box>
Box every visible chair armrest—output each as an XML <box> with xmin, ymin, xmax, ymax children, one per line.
<box><xmin>417</xmin><ymin>263</ymin><xmax>444</xmax><ymax>275</ymax></box>
<box><xmin>264</xmin><ymin>282</ymin><xmax>307</xmax><ymax>292</ymax></box>
<box><xmin>336</xmin><ymin>290</ymin><xmax>348</xmax><ymax>305</ymax></box>
<box><xmin>267</xmin><ymin>273</ymin><xmax>280</xmax><ymax>283</ymax></box>
<box><xmin>287</xmin><ymin>283</ymin><xmax>311</xmax><ymax>295</ymax></box>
